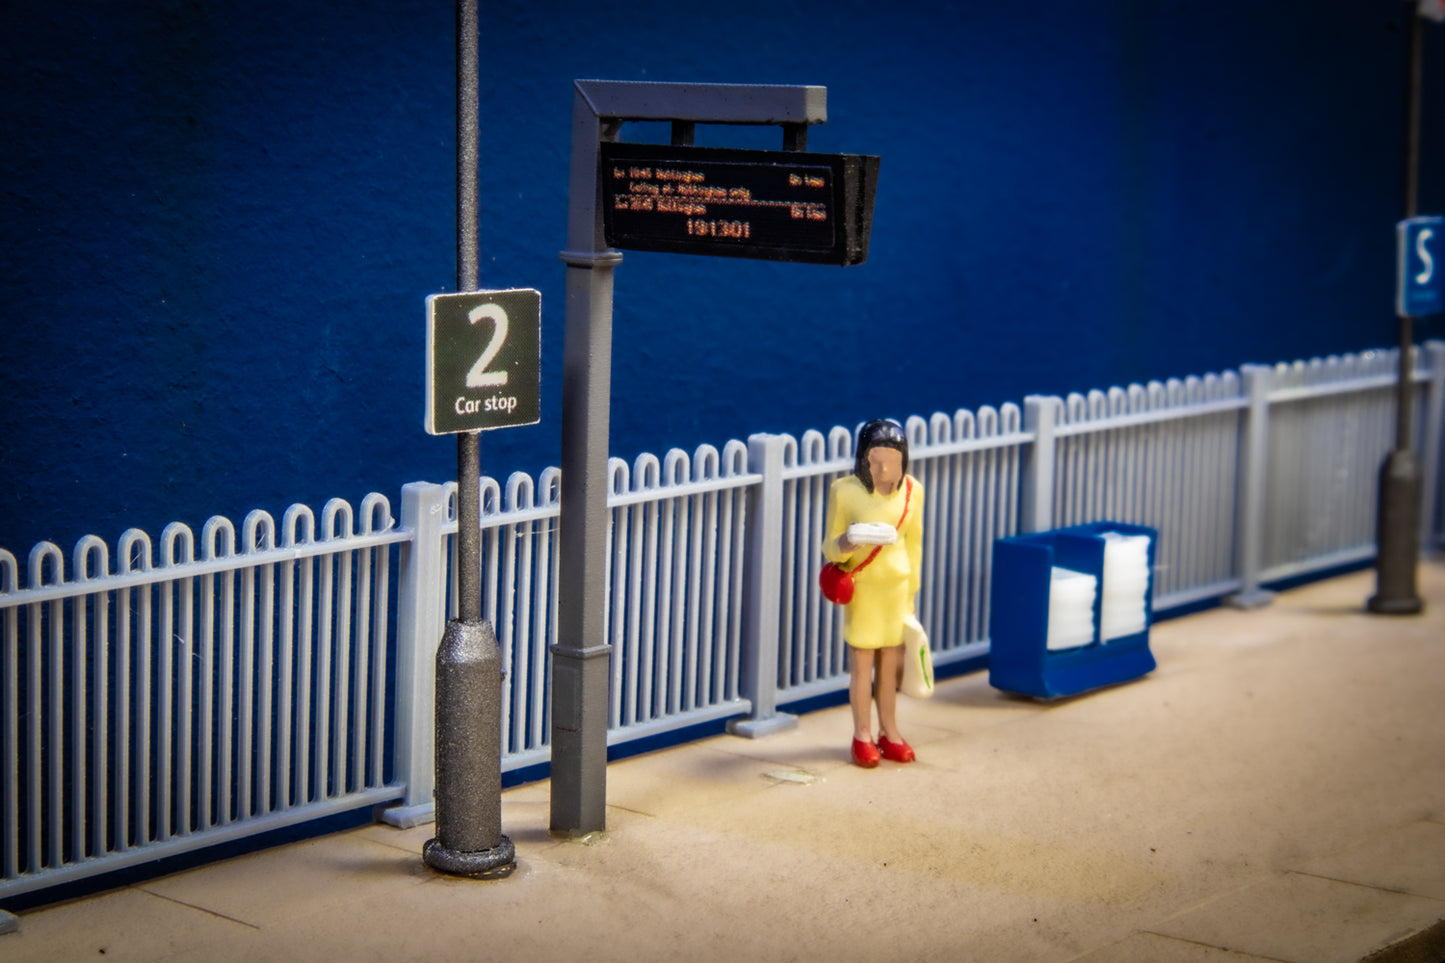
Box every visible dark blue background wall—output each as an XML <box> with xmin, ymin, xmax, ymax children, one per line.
<box><xmin>3</xmin><ymin>1</ymin><xmax>1442</xmax><ymax>557</ymax></box>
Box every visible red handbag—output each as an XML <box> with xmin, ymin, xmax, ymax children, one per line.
<box><xmin>819</xmin><ymin>478</ymin><xmax>912</xmax><ymax>605</ymax></box>
<box><xmin>819</xmin><ymin>560</ymin><xmax>856</xmax><ymax>604</ymax></box>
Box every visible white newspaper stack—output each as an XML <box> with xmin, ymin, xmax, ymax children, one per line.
<box><xmin>1046</xmin><ymin>566</ymin><xmax>1097</xmax><ymax>650</ymax></box>
<box><xmin>1100</xmin><ymin>531</ymin><xmax>1151</xmax><ymax>641</ymax></box>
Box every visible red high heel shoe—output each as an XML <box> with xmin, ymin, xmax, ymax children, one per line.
<box><xmin>878</xmin><ymin>735</ymin><xmax>915</xmax><ymax>763</ymax></box>
<box><xmin>851</xmin><ymin>738</ymin><xmax>881</xmax><ymax>768</ymax></box>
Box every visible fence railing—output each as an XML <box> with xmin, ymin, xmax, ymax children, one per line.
<box><xmin>1</xmin><ymin>497</ymin><xmax>406</xmax><ymax>897</ymax></box>
<box><xmin>1034</xmin><ymin>371</ymin><xmax>1245</xmax><ymax>607</ymax></box>
<box><xmin>1255</xmin><ymin>353</ymin><xmax>1421</xmax><ymax>583</ymax></box>
<box><xmin>4</xmin><ymin>341</ymin><xmax>1443</xmax><ymax>896</ymax></box>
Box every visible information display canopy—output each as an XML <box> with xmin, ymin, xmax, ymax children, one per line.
<box><xmin>1397</xmin><ymin>215</ymin><xmax>1445</xmax><ymax>318</ymax></box>
<box><xmin>426</xmin><ymin>288</ymin><xmax>541</xmax><ymax>435</ymax></box>
<box><xmin>600</xmin><ymin>142</ymin><xmax>879</xmax><ymax>266</ymax></box>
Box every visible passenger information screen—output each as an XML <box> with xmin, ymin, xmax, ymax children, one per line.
<box><xmin>600</xmin><ymin>141</ymin><xmax>878</xmax><ymax>265</ymax></box>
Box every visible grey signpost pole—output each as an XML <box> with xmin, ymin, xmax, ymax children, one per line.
<box><xmin>553</xmin><ymin>81</ymin><xmax>828</xmax><ymax>836</ymax></box>
<box><xmin>455</xmin><ymin>0</ymin><xmax>482</xmax><ymax>628</ymax></box>
<box><xmin>420</xmin><ymin>0</ymin><xmax>515</xmax><ymax>878</ymax></box>
<box><xmin>1370</xmin><ymin>8</ymin><xmax>1428</xmax><ymax>615</ymax></box>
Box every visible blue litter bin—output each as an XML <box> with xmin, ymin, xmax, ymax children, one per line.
<box><xmin>988</xmin><ymin>522</ymin><xmax>1157</xmax><ymax>699</ymax></box>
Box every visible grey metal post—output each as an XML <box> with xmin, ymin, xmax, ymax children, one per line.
<box><xmin>552</xmin><ymin>84</ymin><xmax>621</xmax><ymax>838</ymax></box>
<box><xmin>1420</xmin><ymin>340</ymin><xmax>1445</xmax><ymax>550</ymax></box>
<box><xmin>1021</xmin><ymin>395</ymin><xmax>1058</xmax><ymax>533</ymax></box>
<box><xmin>553</xmin><ymin>80</ymin><xmax>827</xmax><ymax>837</ymax></box>
<box><xmin>550</xmin><ymin>253</ymin><xmax>618</xmax><ymax>834</ymax></box>
<box><xmin>382</xmin><ymin>482</ymin><xmax>446</xmax><ymax>828</ymax></box>
<box><xmin>1226</xmin><ymin>364</ymin><xmax>1275</xmax><ymax>609</ymax></box>
<box><xmin>728</xmin><ymin>434</ymin><xmax>797</xmax><ymax>738</ymax></box>
<box><xmin>422</xmin><ymin>0</ymin><xmax>514</xmax><ymax>877</ymax></box>
<box><xmin>1370</xmin><ymin>8</ymin><xmax>1427</xmax><ymax>615</ymax></box>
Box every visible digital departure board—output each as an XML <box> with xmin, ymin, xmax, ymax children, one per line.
<box><xmin>600</xmin><ymin>142</ymin><xmax>880</xmax><ymax>266</ymax></box>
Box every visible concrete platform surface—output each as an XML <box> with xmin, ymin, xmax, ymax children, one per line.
<box><xmin>2</xmin><ymin>561</ymin><xmax>1443</xmax><ymax>962</ymax></box>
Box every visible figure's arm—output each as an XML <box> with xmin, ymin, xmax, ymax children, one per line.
<box><xmin>905</xmin><ymin>478</ymin><xmax>924</xmax><ymax>599</ymax></box>
<box><xmin>822</xmin><ymin>481</ymin><xmax>859</xmax><ymax>562</ymax></box>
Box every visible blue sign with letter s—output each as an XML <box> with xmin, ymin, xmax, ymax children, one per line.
<box><xmin>1397</xmin><ymin>215</ymin><xmax>1445</xmax><ymax>317</ymax></box>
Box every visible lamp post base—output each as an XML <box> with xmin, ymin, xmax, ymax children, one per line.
<box><xmin>423</xmin><ymin>836</ymin><xmax>516</xmax><ymax>879</ymax></box>
<box><xmin>1368</xmin><ymin>449</ymin><xmax>1424</xmax><ymax>616</ymax></box>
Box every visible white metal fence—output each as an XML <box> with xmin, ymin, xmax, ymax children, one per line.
<box><xmin>1036</xmin><ymin>372</ymin><xmax>1244</xmax><ymax>606</ymax></box>
<box><xmin>4</xmin><ymin>341</ymin><xmax>1443</xmax><ymax>897</ymax></box>
<box><xmin>1</xmin><ymin>497</ymin><xmax>407</xmax><ymax>897</ymax></box>
<box><xmin>1255</xmin><ymin>354</ymin><xmax>1414</xmax><ymax>581</ymax></box>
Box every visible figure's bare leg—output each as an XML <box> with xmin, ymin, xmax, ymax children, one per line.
<box><xmin>875</xmin><ymin>643</ymin><xmax>904</xmax><ymax>742</ymax></box>
<box><xmin>848</xmin><ymin>647</ymin><xmax>876</xmax><ymax>741</ymax></box>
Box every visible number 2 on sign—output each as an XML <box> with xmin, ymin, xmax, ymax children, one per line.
<box><xmin>466</xmin><ymin>303</ymin><xmax>509</xmax><ymax>388</ymax></box>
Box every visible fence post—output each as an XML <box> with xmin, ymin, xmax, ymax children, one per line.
<box><xmin>1021</xmin><ymin>395</ymin><xmax>1057</xmax><ymax>533</ymax></box>
<box><xmin>728</xmin><ymin>433</ymin><xmax>798</xmax><ymax>738</ymax></box>
<box><xmin>381</xmin><ymin>481</ymin><xmax>448</xmax><ymax>827</ymax></box>
<box><xmin>1421</xmin><ymin>340</ymin><xmax>1445</xmax><ymax>551</ymax></box>
<box><xmin>1226</xmin><ymin>364</ymin><xmax>1275</xmax><ymax>609</ymax></box>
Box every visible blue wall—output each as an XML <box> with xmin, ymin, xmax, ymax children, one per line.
<box><xmin>3</xmin><ymin>1</ymin><xmax>1441</xmax><ymax>557</ymax></box>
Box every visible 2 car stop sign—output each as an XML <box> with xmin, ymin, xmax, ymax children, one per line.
<box><xmin>425</xmin><ymin>288</ymin><xmax>541</xmax><ymax>435</ymax></box>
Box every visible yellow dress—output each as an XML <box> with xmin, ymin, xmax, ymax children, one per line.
<box><xmin>821</xmin><ymin>474</ymin><xmax>924</xmax><ymax>649</ymax></box>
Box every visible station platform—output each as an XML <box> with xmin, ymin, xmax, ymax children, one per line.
<box><xmin>3</xmin><ymin>560</ymin><xmax>1443</xmax><ymax>962</ymax></box>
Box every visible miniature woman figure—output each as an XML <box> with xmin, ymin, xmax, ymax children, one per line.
<box><xmin>822</xmin><ymin>419</ymin><xmax>924</xmax><ymax>768</ymax></box>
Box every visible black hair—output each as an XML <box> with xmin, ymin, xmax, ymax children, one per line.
<box><xmin>853</xmin><ymin>419</ymin><xmax>909</xmax><ymax>494</ymax></box>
